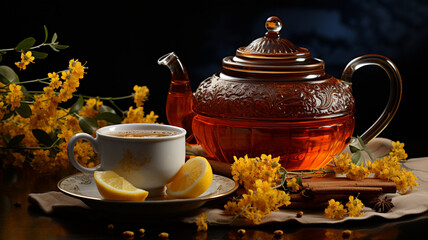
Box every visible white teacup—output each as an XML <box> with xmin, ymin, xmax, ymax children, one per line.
<box><xmin>67</xmin><ymin>123</ymin><xmax>186</xmax><ymax>197</ymax></box>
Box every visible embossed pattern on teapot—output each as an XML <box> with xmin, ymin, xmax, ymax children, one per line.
<box><xmin>193</xmin><ymin>74</ymin><xmax>354</xmax><ymax>120</ymax></box>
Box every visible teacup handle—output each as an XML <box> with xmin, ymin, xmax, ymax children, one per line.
<box><xmin>341</xmin><ymin>54</ymin><xmax>402</xmax><ymax>144</ymax></box>
<box><xmin>67</xmin><ymin>133</ymin><xmax>101</xmax><ymax>173</ymax></box>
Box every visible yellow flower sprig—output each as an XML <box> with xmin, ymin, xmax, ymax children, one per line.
<box><xmin>15</xmin><ymin>51</ymin><xmax>35</xmax><ymax>70</ymax></box>
<box><xmin>0</xmin><ymin>29</ymin><xmax>158</xmax><ymax>173</ymax></box>
<box><xmin>195</xmin><ymin>212</ymin><xmax>208</xmax><ymax>232</ymax></box>
<box><xmin>222</xmin><ymin>154</ymin><xmax>295</xmax><ymax>225</ymax></box>
<box><xmin>230</xmin><ymin>154</ymin><xmax>331</xmax><ymax>193</ymax></box>
<box><xmin>230</xmin><ymin>154</ymin><xmax>282</xmax><ymax>190</ymax></box>
<box><xmin>325</xmin><ymin>195</ymin><xmax>365</xmax><ymax>219</ymax></box>
<box><xmin>332</xmin><ymin>137</ymin><xmax>418</xmax><ymax>194</ymax></box>
<box><xmin>224</xmin><ymin>179</ymin><xmax>291</xmax><ymax>225</ymax></box>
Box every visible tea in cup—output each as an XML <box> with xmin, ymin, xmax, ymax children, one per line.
<box><xmin>67</xmin><ymin>123</ymin><xmax>186</xmax><ymax>197</ymax></box>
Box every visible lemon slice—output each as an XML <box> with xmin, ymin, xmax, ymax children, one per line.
<box><xmin>166</xmin><ymin>156</ymin><xmax>213</xmax><ymax>199</ymax></box>
<box><xmin>94</xmin><ymin>171</ymin><xmax>149</xmax><ymax>201</ymax></box>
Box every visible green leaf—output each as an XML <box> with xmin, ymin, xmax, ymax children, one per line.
<box><xmin>95</xmin><ymin>112</ymin><xmax>122</xmax><ymax>124</ymax></box>
<box><xmin>1</xmin><ymin>110</ymin><xmax>14</xmax><ymax>121</ymax></box>
<box><xmin>79</xmin><ymin>117</ymin><xmax>98</xmax><ymax>134</ymax></box>
<box><xmin>348</xmin><ymin>136</ymin><xmax>368</xmax><ymax>154</ymax></box>
<box><xmin>49</xmin><ymin>45</ymin><xmax>59</xmax><ymax>52</ymax></box>
<box><xmin>15</xmin><ymin>37</ymin><xmax>36</xmax><ymax>51</ymax></box>
<box><xmin>51</xmin><ymin>33</ymin><xmax>58</xmax><ymax>43</ymax></box>
<box><xmin>7</xmin><ymin>135</ymin><xmax>25</xmax><ymax>147</ymax></box>
<box><xmin>20</xmin><ymin>85</ymin><xmax>33</xmax><ymax>100</ymax></box>
<box><xmin>43</xmin><ymin>25</ymin><xmax>48</xmax><ymax>43</ymax></box>
<box><xmin>32</xmin><ymin>129</ymin><xmax>54</xmax><ymax>147</ymax></box>
<box><xmin>54</xmin><ymin>44</ymin><xmax>69</xmax><ymax>50</ymax></box>
<box><xmin>15</xmin><ymin>102</ymin><xmax>32</xmax><ymax>118</ymax></box>
<box><xmin>349</xmin><ymin>145</ymin><xmax>360</xmax><ymax>153</ymax></box>
<box><xmin>357</xmin><ymin>136</ymin><xmax>374</xmax><ymax>161</ymax></box>
<box><xmin>99</xmin><ymin>105</ymin><xmax>116</xmax><ymax>114</ymax></box>
<box><xmin>31</xmin><ymin>51</ymin><xmax>48</xmax><ymax>59</ymax></box>
<box><xmin>49</xmin><ymin>44</ymin><xmax>69</xmax><ymax>52</ymax></box>
<box><xmin>49</xmin><ymin>129</ymin><xmax>59</xmax><ymax>143</ymax></box>
<box><xmin>351</xmin><ymin>150</ymin><xmax>363</xmax><ymax>165</ymax></box>
<box><xmin>0</xmin><ymin>66</ymin><xmax>19</xmax><ymax>84</ymax></box>
<box><xmin>70</xmin><ymin>95</ymin><xmax>84</xmax><ymax>114</ymax></box>
<box><xmin>296</xmin><ymin>174</ymin><xmax>303</xmax><ymax>187</ymax></box>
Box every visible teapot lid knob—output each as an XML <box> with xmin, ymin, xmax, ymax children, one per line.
<box><xmin>234</xmin><ymin>15</ymin><xmax>312</xmax><ymax>59</ymax></box>
<box><xmin>265</xmin><ymin>16</ymin><xmax>282</xmax><ymax>33</ymax></box>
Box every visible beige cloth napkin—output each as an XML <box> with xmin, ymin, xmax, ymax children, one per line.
<box><xmin>28</xmin><ymin>191</ymin><xmax>89</xmax><ymax>214</ymax></box>
<box><xmin>28</xmin><ymin>138</ymin><xmax>428</xmax><ymax>225</ymax></box>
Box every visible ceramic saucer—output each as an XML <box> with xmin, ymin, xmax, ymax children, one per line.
<box><xmin>58</xmin><ymin>173</ymin><xmax>238</xmax><ymax>216</ymax></box>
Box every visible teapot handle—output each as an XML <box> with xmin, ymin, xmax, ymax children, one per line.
<box><xmin>341</xmin><ymin>54</ymin><xmax>402</xmax><ymax>144</ymax></box>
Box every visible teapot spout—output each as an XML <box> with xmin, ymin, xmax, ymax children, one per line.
<box><xmin>158</xmin><ymin>52</ymin><xmax>195</xmax><ymax>142</ymax></box>
<box><xmin>158</xmin><ymin>52</ymin><xmax>190</xmax><ymax>85</ymax></box>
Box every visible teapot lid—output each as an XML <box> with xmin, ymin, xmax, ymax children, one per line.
<box><xmin>222</xmin><ymin>16</ymin><xmax>326</xmax><ymax>79</ymax></box>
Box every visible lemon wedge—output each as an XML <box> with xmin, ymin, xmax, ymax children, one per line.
<box><xmin>94</xmin><ymin>171</ymin><xmax>149</xmax><ymax>201</ymax></box>
<box><xmin>166</xmin><ymin>156</ymin><xmax>213</xmax><ymax>199</ymax></box>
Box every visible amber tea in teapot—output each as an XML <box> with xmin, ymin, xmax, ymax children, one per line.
<box><xmin>159</xmin><ymin>16</ymin><xmax>402</xmax><ymax>170</ymax></box>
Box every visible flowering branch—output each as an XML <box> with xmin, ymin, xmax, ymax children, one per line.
<box><xmin>0</xmin><ymin>27</ymin><xmax>158</xmax><ymax>173</ymax></box>
<box><xmin>24</xmin><ymin>91</ymin><xmax>135</xmax><ymax>102</ymax></box>
<box><xmin>0</xmin><ymin>25</ymin><xmax>68</xmax><ymax>63</ymax></box>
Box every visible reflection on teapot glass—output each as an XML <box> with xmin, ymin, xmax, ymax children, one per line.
<box><xmin>159</xmin><ymin>16</ymin><xmax>402</xmax><ymax>170</ymax></box>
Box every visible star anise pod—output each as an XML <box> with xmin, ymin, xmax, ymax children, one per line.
<box><xmin>368</xmin><ymin>196</ymin><xmax>394</xmax><ymax>213</ymax></box>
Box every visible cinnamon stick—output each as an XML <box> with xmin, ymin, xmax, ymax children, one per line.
<box><xmin>207</xmin><ymin>159</ymin><xmax>232</xmax><ymax>177</ymax></box>
<box><xmin>284</xmin><ymin>177</ymin><xmax>397</xmax><ymax>209</ymax></box>
<box><xmin>302</xmin><ymin>177</ymin><xmax>396</xmax><ymax>193</ymax></box>
<box><xmin>308</xmin><ymin>186</ymin><xmax>383</xmax><ymax>194</ymax></box>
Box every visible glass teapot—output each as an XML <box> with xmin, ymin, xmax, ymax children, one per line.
<box><xmin>158</xmin><ymin>16</ymin><xmax>402</xmax><ymax>170</ymax></box>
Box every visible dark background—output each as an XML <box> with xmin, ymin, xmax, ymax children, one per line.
<box><xmin>1</xmin><ymin>0</ymin><xmax>427</xmax><ymax>156</ymax></box>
